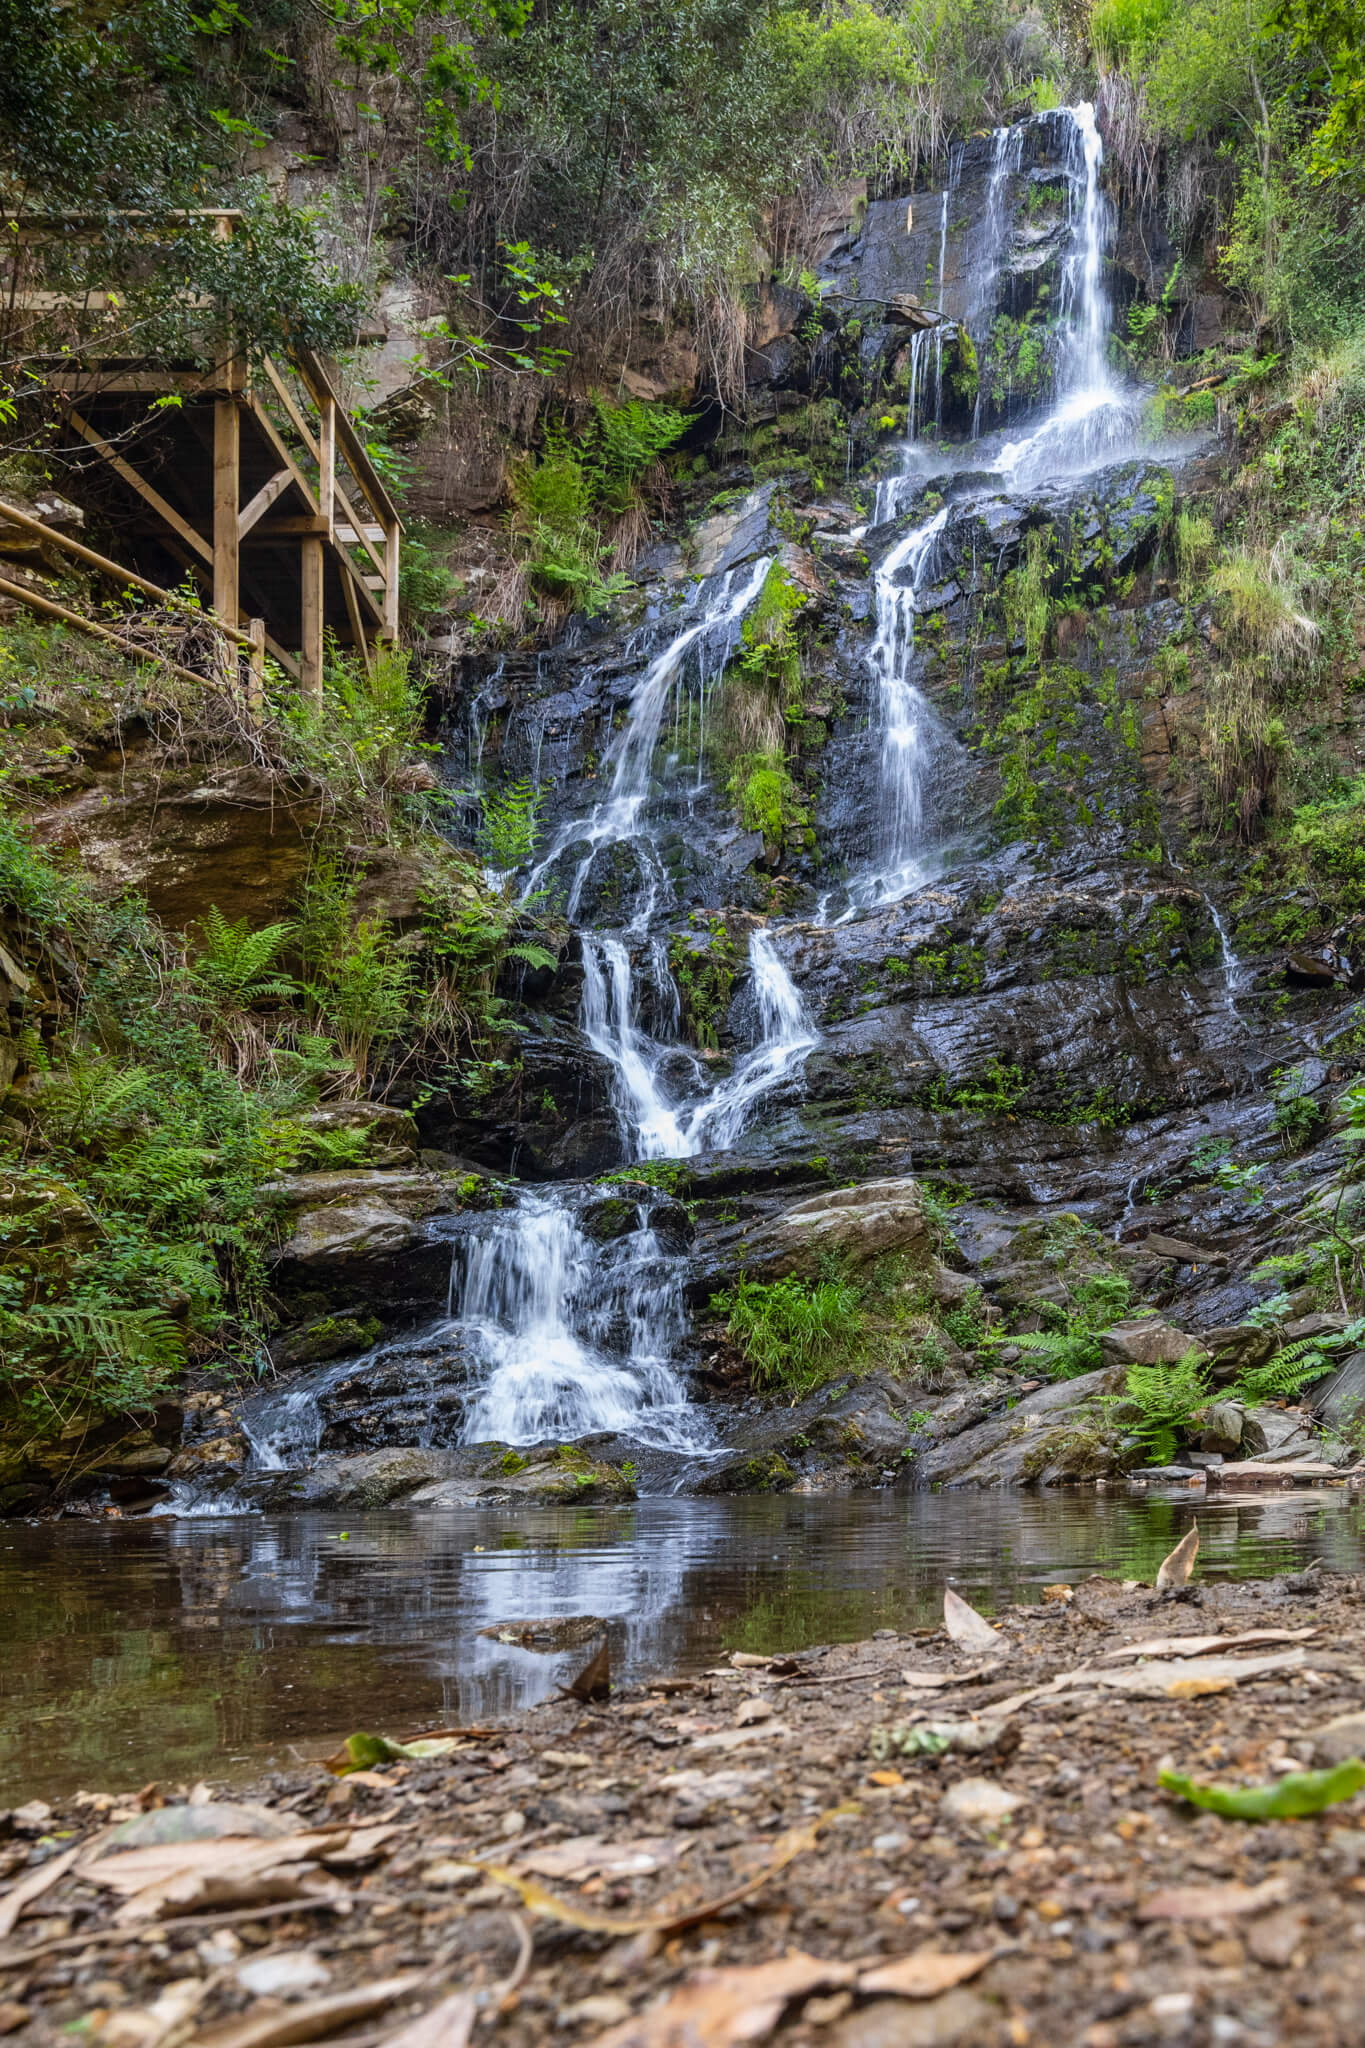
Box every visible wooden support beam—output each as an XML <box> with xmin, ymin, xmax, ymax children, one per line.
<box><xmin>263</xmin><ymin>633</ymin><xmax>301</xmax><ymax>682</ymax></box>
<box><xmin>383</xmin><ymin>520</ymin><xmax>400</xmax><ymax>641</ymax></box>
<box><xmin>213</xmin><ymin>398</ymin><xmax>240</xmax><ymax>626</ymax></box>
<box><xmin>300</xmin><ymin>535</ymin><xmax>324</xmax><ymax>700</ymax></box>
<box><xmin>260</xmin><ymin>357</ymin><xmax>321</xmax><ymax>464</ymax></box>
<box><xmin>65</xmin><ymin>409</ymin><xmax>212</xmax><ymax>565</ymax></box>
<box><xmin>241</xmin><ymin>514</ymin><xmax>328</xmax><ymax>539</ymax></box>
<box><xmin>236</xmin><ymin>466</ymin><xmax>295</xmax><ymax>540</ymax></box>
<box><xmin>319</xmin><ymin>394</ymin><xmax>336</xmax><ymax>543</ymax></box>
<box><xmin>50</xmin><ymin>370</ymin><xmax>227</xmax><ymax>397</ymax></box>
<box><xmin>0</xmin><ymin>572</ymin><xmax>213</xmax><ymax>684</ymax></box>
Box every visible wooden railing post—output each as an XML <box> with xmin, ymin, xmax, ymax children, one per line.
<box><xmin>247</xmin><ymin>616</ymin><xmax>265</xmax><ymax>714</ymax></box>
<box><xmin>300</xmin><ymin>535</ymin><xmax>324</xmax><ymax>699</ymax></box>
<box><xmin>213</xmin><ymin>397</ymin><xmax>240</xmax><ymax>630</ymax></box>
<box><xmin>319</xmin><ymin>394</ymin><xmax>336</xmax><ymax>543</ymax></box>
<box><xmin>383</xmin><ymin>519</ymin><xmax>400</xmax><ymax>641</ymax></box>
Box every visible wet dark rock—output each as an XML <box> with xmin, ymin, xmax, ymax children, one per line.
<box><xmin>915</xmin><ymin>1367</ymin><xmax>1128</xmax><ymax>1488</ymax></box>
<box><xmin>1312</xmin><ymin>1353</ymin><xmax>1365</xmax><ymax>1432</ymax></box>
<box><xmin>1098</xmin><ymin>1320</ymin><xmax>1203</xmax><ymax>1368</ymax></box>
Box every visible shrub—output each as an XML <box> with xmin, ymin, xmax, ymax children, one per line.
<box><xmin>477</xmin><ymin>778</ymin><xmax>545</xmax><ymax>874</ymax></box>
<box><xmin>1124</xmin><ymin>1348</ymin><xmax>1212</xmax><ymax>1464</ymax></box>
<box><xmin>1002</xmin><ymin>528</ymin><xmax>1052</xmax><ymax>666</ymax></box>
<box><xmin>1210</xmin><ymin>549</ymin><xmax>1318</xmax><ymax>663</ymax></box>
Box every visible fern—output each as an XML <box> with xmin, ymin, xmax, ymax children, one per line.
<box><xmin>1125</xmin><ymin>1348</ymin><xmax>1212</xmax><ymax>1465</ymax></box>
<box><xmin>1006</xmin><ymin>1327</ymin><xmax>1104</xmax><ymax>1378</ymax></box>
<box><xmin>196</xmin><ymin>904</ymin><xmax>297</xmax><ymax>1007</ymax></box>
<box><xmin>1234</xmin><ymin>1329</ymin><xmax>1360</xmax><ymax>1406</ymax></box>
<box><xmin>19</xmin><ymin>1303</ymin><xmax>185</xmax><ymax>1378</ymax></box>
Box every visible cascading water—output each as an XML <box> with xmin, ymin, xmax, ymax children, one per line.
<box><xmin>841</xmin><ymin>103</ymin><xmax>1134</xmax><ymax>918</ymax></box>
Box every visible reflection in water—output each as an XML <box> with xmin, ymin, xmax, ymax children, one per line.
<box><xmin>2</xmin><ymin>1489</ymin><xmax>1361</xmax><ymax>1801</ymax></box>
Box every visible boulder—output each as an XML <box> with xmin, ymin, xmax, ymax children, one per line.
<box><xmin>1194</xmin><ymin>1400</ymin><xmax>1267</xmax><ymax>1458</ymax></box>
<box><xmin>737</xmin><ymin>1176</ymin><xmax>930</xmax><ymax>1281</ymax></box>
<box><xmin>294</xmin><ymin>1102</ymin><xmax>421</xmax><ymax>1166</ymax></box>
<box><xmin>278</xmin><ymin>1201</ymin><xmax>425</xmax><ymax>1266</ymax></box>
<box><xmin>1099</xmin><ymin>1320</ymin><xmax>1203</xmax><ymax>1368</ymax></box>
<box><xmin>1199</xmin><ymin>1325</ymin><xmax>1277</xmax><ymax>1384</ymax></box>
<box><xmin>1312</xmin><ymin>1352</ymin><xmax>1365</xmax><ymax>1432</ymax></box>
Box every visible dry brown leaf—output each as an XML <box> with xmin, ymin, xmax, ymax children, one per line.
<box><xmin>379</xmin><ymin>1990</ymin><xmax>477</xmax><ymax>2048</ymax></box>
<box><xmin>476</xmin><ymin>1808</ymin><xmax>840</xmax><ymax>1935</ymax></box>
<box><xmin>899</xmin><ymin>1663</ymin><xmax>995</xmax><ymax>1691</ymax></box>
<box><xmin>1102</xmin><ymin>1629</ymin><xmax>1316</xmax><ymax>1661</ymax></box>
<box><xmin>857</xmin><ymin>1950</ymin><xmax>1000</xmax><ymax>1998</ymax></box>
<box><xmin>78</xmin><ymin>1831</ymin><xmax>348</xmax><ymax>1925</ymax></box>
<box><xmin>0</xmin><ymin>1843</ymin><xmax>83</xmax><ymax>1941</ymax></box>
<box><xmin>318</xmin><ymin>1824</ymin><xmax>404</xmax><ymax>1870</ymax></box>
<box><xmin>591</xmin><ymin>1953</ymin><xmax>852</xmax><ymax>2048</ymax></box>
<box><xmin>1137</xmin><ymin>1877</ymin><xmax>1290</xmax><ymax>1923</ymax></box>
<box><xmin>559</xmin><ymin>1640</ymin><xmax>611</xmax><ymax>1703</ymax></box>
<box><xmin>517</xmin><ymin>1837</ymin><xmax>688</xmax><ymax>1884</ymax></box>
<box><xmin>194</xmin><ymin>1975</ymin><xmax>423</xmax><ymax>2048</ymax></box>
<box><xmin>1156</xmin><ymin>1522</ymin><xmax>1199</xmax><ymax>1590</ymax></box>
<box><xmin>943</xmin><ymin>1589</ymin><xmax>1009</xmax><ymax>1658</ymax></box>
<box><xmin>983</xmin><ymin>1645</ymin><xmax>1309</xmax><ymax>1720</ymax></box>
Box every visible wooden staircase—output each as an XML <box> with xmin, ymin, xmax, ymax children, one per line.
<box><xmin>2</xmin><ymin>211</ymin><xmax>402</xmax><ymax>695</ymax></box>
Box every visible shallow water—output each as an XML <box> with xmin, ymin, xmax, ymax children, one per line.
<box><xmin>4</xmin><ymin>1489</ymin><xmax>1362</xmax><ymax>1803</ymax></box>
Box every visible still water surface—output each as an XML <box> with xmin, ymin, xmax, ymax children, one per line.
<box><xmin>4</xmin><ymin>1488</ymin><xmax>1361</xmax><ymax>1803</ymax></box>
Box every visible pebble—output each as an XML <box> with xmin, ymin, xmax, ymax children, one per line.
<box><xmin>541</xmin><ymin>1750</ymin><xmax>594</xmax><ymax>1769</ymax></box>
<box><xmin>940</xmin><ymin>1778</ymin><xmax>1025</xmax><ymax>1824</ymax></box>
<box><xmin>236</xmin><ymin>1952</ymin><xmax>331</xmax><ymax>1998</ymax></box>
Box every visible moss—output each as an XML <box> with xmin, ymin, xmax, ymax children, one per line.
<box><xmin>669</xmin><ymin>912</ymin><xmax>739</xmax><ymax>1050</ymax></box>
<box><xmin>500</xmin><ymin>1449</ymin><xmax>528</xmax><ymax>1474</ymax></box>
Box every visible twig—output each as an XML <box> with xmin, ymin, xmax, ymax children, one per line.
<box><xmin>492</xmin><ymin>1912</ymin><xmax>533</xmax><ymax>2012</ymax></box>
<box><xmin>0</xmin><ymin>1890</ymin><xmax>383</xmax><ymax>1971</ymax></box>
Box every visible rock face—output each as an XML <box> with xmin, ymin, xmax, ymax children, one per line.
<box><xmin>737</xmin><ymin>1178</ymin><xmax>930</xmax><ymax>1280</ymax></box>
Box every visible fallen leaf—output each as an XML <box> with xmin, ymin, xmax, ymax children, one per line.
<box><xmin>77</xmin><ymin>1831</ymin><xmax>348</xmax><ymax>1924</ymax></box>
<box><xmin>318</xmin><ymin>1824</ymin><xmax>404</xmax><ymax>1869</ymax></box>
<box><xmin>690</xmin><ymin>1723</ymin><xmax>793</xmax><ymax>1754</ymax></box>
<box><xmin>1102</xmin><ymin>1629</ymin><xmax>1316</xmax><ymax>1662</ymax></box>
<box><xmin>380</xmin><ymin>1990</ymin><xmax>477</xmax><ymax>2048</ymax></box>
<box><xmin>591</xmin><ymin>1953</ymin><xmax>851</xmax><ymax>2047</ymax></box>
<box><xmin>516</xmin><ymin>1836</ymin><xmax>688</xmax><ymax>1883</ymax></box>
<box><xmin>858</xmin><ymin>1951</ymin><xmax>1000</xmax><ymax>1998</ymax></box>
<box><xmin>559</xmin><ymin>1639</ymin><xmax>611</xmax><ymax>1703</ymax></box>
<box><xmin>1155</xmin><ymin>1522</ymin><xmax>1199</xmax><ymax>1590</ymax></box>
<box><xmin>1138</xmin><ymin>1877</ymin><xmax>1291</xmax><ymax>1922</ymax></box>
<box><xmin>105</xmin><ymin>1804</ymin><xmax>293</xmax><ymax>1849</ymax></box>
<box><xmin>475</xmin><ymin>1807</ymin><xmax>842</xmax><ymax>1935</ymax></box>
<box><xmin>899</xmin><ymin>1663</ymin><xmax>996</xmax><ymax>1690</ymax></box>
<box><xmin>101</xmin><ymin>1976</ymin><xmax>207</xmax><ymax>2048</ymax></box>
<box><xmin>985</xmin><ymin>1645</ymin><xmax>1308</xmax><ymax>1718</ymax></box>
<box><xmin>943</xmin><ymin>1589</ymin><xmax>1009</xmax><ymax>1657</ymax></box>
<box><xmin>1159</xmin><ymin>1757</ymin><xmax>1365</xmax><ymax>1819</ymax></box>
<box><xmin>735</xmin><ymin>1697</ymin><xmax>775</xmax><ymax>1726</ymax></box>
<box><xmin>236</xmin><ymin>1953</ymin><xmax>332</xmax><ymax>1998</ymax></box>
<box><xmin>0</xmin><ymin>1843</ymin><xmax>83</xmax><ymax>1940</ymax></box>
<box><xmin>323</xmin><ymin>1734</ymin><xmax>464</xmax><ymax>1776</ymax></box>
<box><xmin>1041</xmin><ymin>1585</ymin><xmax>1073</xmax><ymax>1605</ymax></box>
<box><xmin>194</xmin><ymin>1976</ymin><xmax>423</xmax><ymax>2048</ymax></box>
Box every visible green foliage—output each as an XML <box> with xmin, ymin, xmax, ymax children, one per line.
<box><xmin>1271</xmin><ymin>1063</ymin><xmax>1322</xmax><ymax>1149</ymax></box>
<box><xmin>1008</xmin><ymin>1326</ymin><xmax>1105</xmax><ymax>1377</ymax></box>
<box><xmin>194</xmin><ymin>906</ymin><xmax>297</xmax><ymax>1010</ymax></box>
<box><xmin>1124</xmin><ymin>1348</ymin><xmax>1212</xmax><ymax>1464</ymax></box>
<box><xmin>1001</xmin><ymin>529</ymin><xmax>1052</xmax><ymax>667</ymax></box>
<box><xmin>729</xmin><ymin>750</ymin><xmax>809</xmax><ymax>854</ymax></box>
<box><xmin>986</xmin><ymin>310</ymin><xmax>1051</xmax><ymax>412</ymax></box>
<box><xmin>1234</xmin><ymin>1320</ymin><xmax>1364</xmax><ymax>1403</ymax></box>
<box><xmin>928</xmin><ymin>1058</ymin><xmax>1026</xmax><ymax>1116</ymax></box>
<box><xmin>1175</xmin><ymin>508</ymin><xmax>1216</xmax><ymax>592</ymax></box>
<box><xmin>274</xmin><ymin>645</ymin><xmax>431</xmax><ymax>835</ymax></box>
<box><xmin>477</xmin><ymin>778</ymin><xmax>545</xmax><ymax>873</ymax></box>
<box><xmin>581</xmin><ymin>400</ymin><xmax>689</xmax><ymax>518</ymax></box>
<box><xmin>669</xmin><ymin>914</ymin><xmax>737</xmax><ymax>1051</ymax></box>
<box><xmin>398</xmin><ymin>526</ymin><xmax>461</xmax><ymax>626</ymax></box>
<box><xmin>1159</xmin><ymin>1758</ymin><xmax>1365</xmax><ymax>1818</ymax></box>
<box><xmin>711</xmin><ymin>1271</ymin><xmax>863</xmax><ymax>1399</ymax></box>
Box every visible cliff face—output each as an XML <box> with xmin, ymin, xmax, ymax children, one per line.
<box><xmin>4</xmin><ymin>92</ymin><xmax>1363</xmax><ymax>1516</ymax></box>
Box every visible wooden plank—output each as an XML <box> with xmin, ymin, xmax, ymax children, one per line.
<box><xmin>241</xmin><ymin>514</ymin><xmax>328</xmax><ymax>539</ymax></box>
<box><xmin>0</xmin><ymin>494</ymin><xmax>246</xmax><ymax>641</ymax></box>
<box><xmin>49</xmin><ymin>370</ymin><xmax>225</xmax><ymax>396</ymax></box>
<box><xmin>65</xmin><ymin>409</ymin><xmax>212</xmax><ymax>565</ymax></box>
<box><xmin>300</xmin><ymin>535</ymin><xmax>324</xmax><ymax>699</ymax></box>
<box><xmin>319</xmin><ymin>394</ymin><xmax>336</xmax><ymax>543</ymax></box>
<box><xmin>213</xmin><ymin>398</ymin><xmax>240</xmax><ymax>625</ymax></box>
<box><xmin>383</xmin><ymin>520</ymin><xmax>400</xmax><ymax>641</ymax></box>
<box><xmin>237</xmin><ymin>466</ymin><xmax>295</xmax><ymax>540</ymax></box>
<box><xmin>0</xmin><ymin>572</ymin><xmax>211</xmax><ymax>684</ymax></box>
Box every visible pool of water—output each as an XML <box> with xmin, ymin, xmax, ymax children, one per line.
<box><xmin>3</xmin><ymin>1487</ymin><xmax>1361</xmax><ymax>1803</ymax></box>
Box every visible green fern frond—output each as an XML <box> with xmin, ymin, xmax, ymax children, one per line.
<box><xmin>1234</xmin><ymin>1335</ymin><xmax>1343</xmax><ymax>1405</ymax></box>
<box><xmin>1008</xmin><ymin>1327</ymin><xmax>1103</xmax><ymax>1377</ymax></box>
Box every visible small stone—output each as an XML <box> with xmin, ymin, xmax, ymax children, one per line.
<box><xmin>196</xmin><ymin>1932</ymin><xmax>243</xmax><ymax>1968</ymax></box>
<box><xmin>236</xmin><ymin>1952</ymin><xmax>331</xmax><ymax>1998</ymax></box>
<box><xmin>735</xmin><ymin>1697</ymin><xmax>775</xmax><ymax>1726</ymax></box>
<box><xmin>941</xmin><ymin>1778</ymin><xmax>1024</xmax><ymax>1824</ymax></box>
<box><xmin>0</xmin><ymin>2006</ymin><xmax>31</xmax><ymax>2036</ymax></box>
<box><xmin>806</xmin><ymin>1992</ymin><xmax>855</xmax><ymax>2025</ymax></box>
<box><xmin>1310</xmin><ymin>1709</ymin><xmax>1365</xmax><ymax>1766</ymax></box>
<box><xmin>541</xmin><ymin>1750</ymin><xmax>593</xmax><ymax>1769</ymax></box>
<box><xmin>993</xmin><ymin>1891</ymin><xmax>1020</xmax><ymax>1922</ymax></box>
<box><xmin>872</xmin><ymin>1831</ymin><xmax>909</xmax><ymax>1855</ymax></box>
<box><xmin>11</xmin><ymin>1801</ymin><xmax>51</xmax><ymax>1833</ymax></box>
<box><xmin>1245</xmin><ymin>1906</ymin><xmax>1305</xmax><ymax>1969</ymax></box>
<box><xmin>500</xmin><ymin>1809</ymin><xmax>526</xmax><ymax>1838</ymax></box>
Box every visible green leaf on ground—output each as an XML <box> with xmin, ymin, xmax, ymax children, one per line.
<box><xmin>1158</xmin><ymin>1758</ymin><xmax>1365</xmax><ymax>1818</ymax></box>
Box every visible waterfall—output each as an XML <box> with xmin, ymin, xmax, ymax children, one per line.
<box><xmin>457</xmin><ymin>1194</ymin><xmax>700</xmax><ymax>1449</ymax></box>
<box><xmin>581</xmin><ymin>926</ymin><xmax>817</xmax><ymax>1162</ymax></box>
